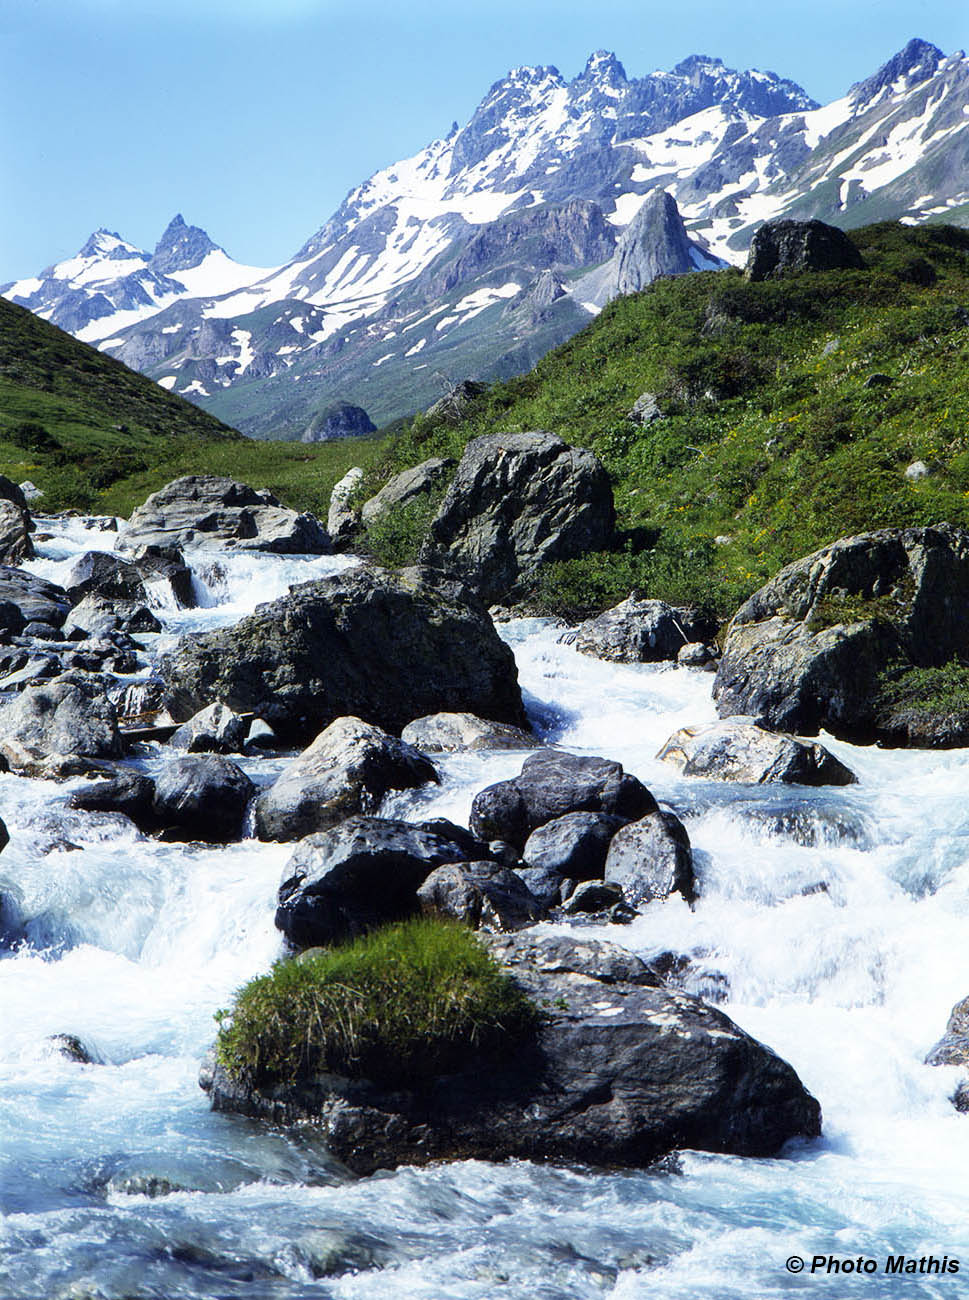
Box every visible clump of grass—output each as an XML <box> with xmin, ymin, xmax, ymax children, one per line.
<box><xmin>877</xmin><ymin>659</ymin><xmax>969</xmax><ymax>716</ymax></box>
<box><xmin>215</xmin><ymin>918</ymin><xmax>538</xmax><ymax>1088</ymax></box>
<box><xmin>804</xmin><ymin>590</ymin><xmax>905</xmax><ymax>633</ymax></box>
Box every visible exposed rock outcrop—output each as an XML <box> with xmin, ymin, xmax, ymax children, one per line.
<box><xmin>744</xmin><ymin>218</ymin><xmax>865</xmax><ymax>281</ymax></box>
<box><xmin>0</xmin><ymin>672</ymin><xmax>121</xmax><ymax>768</ymax></box>
<box><xmin>401</xmin><ymin>711</ymin><xmax>535</xmax><ymax>754</ymax></box>
<box><xmin>657</xmin><ymin>719</ymin><xmax>857</xmax><ymax>785</ymax></box>
<box><xmin>568</xmin><ymin>595</ymin><xmax>717</xmax><ymax>663</ymax></box>
<box><xmin>360</xmin><ymin>457</ymin><xmax>453</xmax><ymax>525</ymax></box>
<box><xmin>301</xmin><ymin>402</ymin><xmax>376</xmax><ymax>443</ymax></box>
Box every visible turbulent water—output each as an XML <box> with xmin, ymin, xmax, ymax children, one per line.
<box><xmin>2</xmin><ymin>519</ymin><xmax>968</xmax><ymax>1300</ymax></box>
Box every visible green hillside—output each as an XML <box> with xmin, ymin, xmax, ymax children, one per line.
<box><xmin>0</xmin><ymin>297</ymin><xmax>382</xmax><ymax>514</ymax></box>
<box><xmin>359</xmin><ymin>222</ymin><xmax>969</xmax><ymax>618</ymax></box>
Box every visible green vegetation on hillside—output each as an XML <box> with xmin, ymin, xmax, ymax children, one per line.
<box><xmin>215</xmin><ymin>918</ymin><xmax>537</xmax><ymax>1087</ymax></box>
<box><xmin>361</xmin><ymin>222</ymin><xmax>969</xmax><ymax>618</ymax></box>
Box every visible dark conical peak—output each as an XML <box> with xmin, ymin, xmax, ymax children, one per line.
<box><xmin>850</xmin><ymin>37</ymin><xmax>944</xmax><ymax>105</ymax></box>
<box><xmin>152</xmin><ymin>214</ymin><xmax>220</xmax><ymax>275</ymax></box>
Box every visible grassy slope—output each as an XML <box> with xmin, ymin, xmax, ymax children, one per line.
<box><xmin>0</xmin><ymin>296</ymin><xmax>384</xmax><ymax>515</ymax></box>
<box><xmin>360</xmin><ymin>222</ymin><xmax>969</xmax><ymax>618</ymax></box>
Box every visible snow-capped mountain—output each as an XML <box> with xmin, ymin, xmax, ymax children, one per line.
<box><xmin>4</xmin><ymin>39</ymin><xmax>967</xmax><ymax>438</ymax></box>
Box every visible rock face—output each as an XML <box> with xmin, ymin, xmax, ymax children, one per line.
<box><xmin>470</xmin><ymin>750</ymin><xmax>656</xmax><ymax>849</ymax></box>
<box><xmin>657</xmin><ymin>720</ymin><xmax>857</xmax><ymax>785</ymax></box>
<box><xmin>744</xmin><ymin>218</ymin><xmax>865</xmax><ymax>281</ymax></box>
<box><xmin>152</xmin><ymin>756</ymin><xmax>255</xmax><ymax>842</ymax></box>
<box><xmin>0</xmin><ymin>672</ymin><xmax>121</xmax><ymax>765</ymax></box>
<box><xmin>417</xmin><ymin>861</ymin><xmax>543</xmax><ymax>931</ymax></box>
<box><xmin>401</xmin><ymin>711</ymin><xmax>535</xmax><ymax>754</ymax></box>
<box><xmin>301</xmin><ymin>402</ymin><xmax>376</xmax><ymax>443</ymax></box>
<box><xmin>205</xmin><ymin>932</ymin><xmax>822</xmax><ymax>1172</ymax></box>
<box><xmin>116</xmin><ymin>476</ymin><xmax>330</xmax><ymax>555</ymax></box>
<box><xmin>160</xmin><ymin>564</ymin><xmax>526</xmax><ymax>745</ymax></box>
<box><xmin>275</xmin><ymin>816</ymin><xmax>481</xmax><ymax>948</ymax></box>
<box><xmin>603</xmin><ymin>810</ymin><xmax>695</xmax><ymax>905</ymax></box>
<box><xmin>254</xmin><ymin>716</ymin><xmax>439</xmax><ymax>842</ymax></box>
<box><xmin>569</xmin><ymin>595</ymin><xmax>717</xmax><ymax>663</ymax></box>
<box><xmin>360</xmin><ymin>458</ymin><xmax>454</xmax><ymax>525</ymax></box>
<box><xmin>421</xmin><ymin>432</ymin><xmax>614</xmax><ymax>605</ymax></box>
<box><xmin>615</xmin><ymin>190</ymin><xmax>697</xmax><ymax>294</ymax></box>
<box><xmin>714</xmin><ymin>526</ymin><xmax>969</xmax><ymax>744</ymax></box>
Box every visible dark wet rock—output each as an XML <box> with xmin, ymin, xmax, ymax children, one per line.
<box><xmin>62</xmin><ymin>595</ymin><xmax>162</xmax><ymax>638</ymax></box>
<box><xmin>714</xmin><ymin>526</ymin><xmax>969</xmax><ymax>744</ymax></box>
<box><xmin>0</xmin><ymin>568</ymin><xmax>71</xmax><ymax>629</ymax></box>
<box><xmin>0</xmin><ymin>671</ymin><xmax>121</xmax><ymax>767</ymax></box>
<box><xmin>0</xmin><ymin>656</ymin><xmax>60</xmax><ymax>692</ymax></box>
<box><xmin>744</xmin><ymin>218</ymin><xmax>864</xmax><ymax>281</ymax></box>
<box><xmin>169</xmin><ymin>702</ymin><xmax>248</xmax><ymax>754</ymax></box>
<box><xmin>421</xmin><ymin>431</ymin><xmax>614</xmax><ymax>605</ymax></box>
<box><xmin>522</xmin><ymin>811</ymin><xmax>626</xmax><ymax>881</ymax></box>
<box><xmin>401</xmin><ymin>711</ymin><xmax>535</xmax><ymax>754</ymax></box>
<box><xmin>64</xmin><ymin>551</ymin><xmax>148</xmax><ymax>604</ymax></box>
<box><xmin>70</xmin><ymin>768</ymin><xmax>158</xmax><ymax>829</ymax></box>
<box><xmin>925</xmin><ymin>996</ymin><xmax>969</xmax><ymax>1067</ymax></box>
<box><xmin>657</xmin><ymin>719</ymin><xmax>857</xmax><ymax>786</ymax></box>
<box><xmin>562</xmin><ymin>879</ymin><xmax>626</xmax><ymax>914</ymax></box>
<box><xmin>515</xmin><ymin>865</ymin><xmax>570</xmax><ymax>910</ymax></box>
<box><xmin>127</xmin><ymin>544</ymin><xmax>196</xmax><ymax>608</ymax></box>
<box><xmin>360</xmin><ymin>457</ymin><xmax>454</xmax><ymax>525</ymax></box>
<box><xmin>21</xmin><ymin>621</ymin><xmax>62</xmax><ymax>642</ymax></box>
<box><xmin>152</xmin><ymin>755</ymin><xmax>255</xmax><ymax>843</ymax></box>
<box><xmin>567</xmin><ymin>595</ymin><xmax>716</xmax><ymax>664</ymax></box>
<box><xmin>47</xmin><ymin>1033</ymin><xmax>100</xmax><ymax>1064</ymax></box>
<box><xmin>604</xmin><ymin>810</ymin><xmax>695</xmax><ymax>905</ymax></box>
<box><xmin>206</xmin><ymin>932</ymin><xmax>822</xmax><ymax>1172</ymax></box>
<box><xmin>735</xmin><ymin>802</ymin><xmax>871</xmax><ymax>849</ymax></box>
<box><xmin>275</xmin><ymin>816</ymin><xmax>478</xmax><ymax>949</ymax></box>
<box><xmin>117</xmin><ymin>475</ymin><xmax>330</xmax><ymax>555</ymax></box>
<box><xmin>254</xmin><ymin>716</ymin><xmax>439</xmax><ymax>842</ymax></box>
<box><xmin>470</xmin><ymin>750</ymin><xmax>655</xmax><ymax>850</ymax></box>
<box><xmin>0</xmin><ymin>499</ymin><xmax>34</xmax><ymax>565</ymax></box>
<box><xmin>417</xmin><ymin>861</ymin><xmax>543</xmax><ymax>931</ymax></box>
<box><xmin>160</xmin><ymin>564</ymin><xmax>525</xmax><ymax>745</ymax></box>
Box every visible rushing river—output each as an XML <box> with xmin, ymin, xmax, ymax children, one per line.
<box><xmin>1</xmin><ymin>518</ymin><xmax>968</xmax><ymax>1300</ymax></box>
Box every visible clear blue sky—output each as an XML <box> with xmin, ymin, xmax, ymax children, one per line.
<box><xmin>1</xmin><ymin>0</ymin><xmax>966</xmax><ymax>283</ymax></box>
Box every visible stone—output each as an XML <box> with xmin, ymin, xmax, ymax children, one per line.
<box><xmin>152</xmin><ymin>756</ymin><xmax>255</xmax><ymax>843</ymax></box>
<box><xmin>254</xmin><ymin>716</ymin><xmax>439</xmax><ymax>842</ymax></box>
<box><xmin>63</xmin><ymin>552</ymin><xmax>148</xmax><ymax>604</ymax></box>
<box><xmin>562</xmin><ymin>880</ymin><xmax>625</xmax><ymax>913</ymax></box>
<box><xmin>417</xmin><ymin>861</ymin><xmax>543</xmax><ymax>931</ymax></box>
<box><xmin>925</xmin><ymin>996</ymin><xmax>969</xmax><ymax>1067</ymax></box>
<box><xmin>360</xmin><ymin>457</ymin><xmax>454</xmax><ymax>525</ymax></box>
<box><xmin>18</xmin><ymin>480</ymin><xmax>43</xmax><ymax>502</ymax></box>
<box><xmin>46</xmin><ymin>1033</ymin><xmax>100</xmax><ymax>1064</ymax></box>
<box><xmin>62</xmin><ymin>595</ymin><xmax>161</xmax><ymax>638</ymax></box>
<box><xmin>678</xmin><ymin>641</ymin><xmax>718</xmax><ymax>668</ymax></box>
<box><xmin>126</xmin><ymin>544</ymin><xmax>196</xmax><ymax>608</ymax></box>
<box><xmin>70</xmin><ymin>769</ymin><xmax>158</xmax><ymax>828</ymax></box>
<box><xmin>0</xmin><ymin>500</ymin><xmax>34</xmax><ymax>564</ymax></box>
<box><xmin>301</xmin><ymin>402</ymin><xmax>376</xmax><ymax>443</ymax></box>
<box><xmin>744</xmin><ymin>218</ymin><xmax>865</xmax><ymax>281</ymax></box>
<box><xmin>0</xmin><ymin>671</ymin><xmax>121</xmax><ymax>766</ymax></box>
<box><xmin>326</xmin><ymin>467</ymin><xmax>364</xmax><ymax>548</ymax></box>
<box><xmin>401</xmin><ymin>711</ymin><xmax>535</xmax><ymax>754</ymax></box>
<box><xmin>160</xmin><ymin>564</ymin><xmax>526</xmax><ymax>745</ymax></box>
<box><xmin>117</xmin><ymin>475</ymin><xmax>330</xmax><ymax>555</ymax></box>
<box><xmin>169</xmin><ymin>702</ymin><xmax>248</xmax><ymax>754</ymax></box>
<box><xmin>274</xmin><ymin>816</ymin><xmax>477</xmax><ymax>949</ymax></box>
<box><xmin>0</xmin><ymin>568</ymin><xmax>70</xmax><ymax>629</ymax></box>
<box><xmin>522</xmin><ymin>811</ymin><xmax>626</xmax><ymax>880</ymax></box>
<box><xmin>421</xmin><ymin>431</ymin><xmax>614</xmax><ymax>605</ymax></box>
<box><xmin>205</xmin><ymin>932</ymin><xmax>822</xmax><ymax>1172</ymax></box>
<box><xmin>470</xmin><ymin>750</ymin><xmax>656</xmax><ymax>850</ymax></box>
<box><xmin>905</xmin><ymin>460</ymin><xmax>930</xmax><ymax>481</ymax></box>
<box><xmin>426</xmin><ymin>380</ymin><xmax>488</xmax><ymax>424</ymax></box>
<box><xmin>568</xmin><ymin>595</ymin><xmax>716</xmax><ymax>663</ymax></box>
<box><xmin>713</xmin><ymin>525</ymin><xmax>969</xmax><ymax>743</ymax></box>
<box><xmin>657</xmin><ymin>719</ymin><xmax>857</xmax><ymax>786</ymax></box>
<box><xmin>603</xmin><ymin>810</ymin><xmax>696</xmax><ymax>905</ymax></box>
<box><xmin>627</xmin><ymin>391</ymin><xmax>663</xmax><ymax>425</ymax></box>
<box><xmin>515</xmin><ymin>865</ymin><xmax>569</xmax><ymax>910</ymax></box>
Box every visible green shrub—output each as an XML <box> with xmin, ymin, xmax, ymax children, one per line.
<box><xmin>357</xmin><ymin>490</ymin><xmax>443</xmax><ymax>567</ymax></box>
<box><xmin>877</xmin><ymin>659</ymin><xmax>969</xmax><ymax>716</ymax></box>
<box><xmin>215</xmin><ymin>918</ymin><xmax>538</xmax><ymax>1088</ymax></box>
<box><xmin>7</xmin><ymin>420</ymin><xmax>60</xmax><ymax>452</ymax></box>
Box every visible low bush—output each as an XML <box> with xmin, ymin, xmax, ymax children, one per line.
<box><xmin>215</xmin><ymin>918</ymin><xmax>538</xmax><ymax>1087</ymax></box>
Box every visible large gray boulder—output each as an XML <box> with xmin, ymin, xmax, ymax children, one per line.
<box><xmin>0</xmin><ymin>569</ymin><xmax>71</xmax><ymax>630</ymax></box>
<box><xmin>420</xmin><ymin>432</ymin><xmax>614</xmax><ymax>605</ymax></box>
<box><xmin>116</xmin><ymin>476</ymin><xmax>329</xmax><ymax>555</ymax></box>
<box><xmin>62</xmin><ymin>595</ymin><xmax>161</xmax><ymax>638</ymax></box>
<box><xmin>714</xmin><ymin>526</ymin><xmax>969</xmax><ymax>744</ymax></box>
<box><xmin>568</xmin><ymin>595</ymin><xmax>716</xmax><ymax>663</ymax></box>
<box><xmin>153</xmin><ymin>755</ymin><xmax>255</xmax><ymax>843</ymax></box>
<box><xmin>159</xmin><ymin>564</ymin><xmax>526</xmax><ymax>745</ymax></box>
<box><xmin>603</xmin><ymin>810</ymin><xmax>695</xmax><ymax>906</ymax></box>
<box><xmin>0</xmin><ymin>671</ymin><xmax>121</xmax><ymax>767</ymax></box>
<box><xmin>360</xmin><ymin>458</ymin><xmax>453</xmax><ymax>525</ymax></box>
<box><xmin>522</xmin><ymin>811</ymin><xmax>626</xmax><ymax>881</ymax></box>
<box><xmin>470</xmin><ymin>750</ymin><xmax>656</xmax><ymax>850</ymax></box>
<box><xmin>657</xmin><ymin>719</ymin><xmax>857</xmax><ymax>786</ymax></box>
<box><xmin>401</xmin><ymin>711</ymin><xmax>535</xmax><ymax>754</ymax></box>
<box><xmin>169</xmin><ymin>702</ymin><xmax>248</xmax><ymax>754</ymax></box>
<box><xmin>417</xmin><ymin>861</ymin><xmax>543</xmax><ymax>931</ymax></box>
<box><xmin>274</xmin><ymin>816</ymin><xmax>480</xmax><ymax>948</ymax></box>
<box><xmin>744</xmin><ymin>218</ymin><xmax>865</xmax><ymax>281</ymax></box>
<box><xmin>205</xmin><ymin>932</ymin><xmax>822</xmax><ymax>1172</ymax></box>
<box><xmin>254</xmin><ymin>716</ymin><xmax>439</xmax><ymax>842</ymax></box>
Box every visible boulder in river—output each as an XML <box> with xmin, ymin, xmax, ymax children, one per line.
<box><xmin>657</xmin><ymin>719</ymin><xmax>857</xmax><ymax>786</ymax></box>
<box><xmin>417</xmin><ymin>861</ymin><xmax>544</xmax><ymax>931</ymax></box>
<box><xmin>714</xmin><ymin>525</ymin><xmax>969</xmax><ymax>745</ymax></box>
<box><xmin>0</xmin><ymin>499</ymin><xmax>34</xmax><ymax>565</ymax></box>
<box><xmin>567</xmin><ymin>594</ymin><xmax>717</xmax><ymax>664</ymax></box>
<box><xmin>401</xmin><ymin>711</ymin><xmax>535</xmax><ymax>754</ymax></box>
<box><xmin>116</xmin><ymin>476</ymin><xmax>330</xmax><ymax>555</ymax></box>
<box><xmin>0</xmin><ymin>671</ymin><xmax>121</xmax><ymax>768</ymax></box>
<box><xmin>522</xmin><ymin>811</ymin><xmax>626</xmax><ymax>881</ymax></box>
<box><xmin>0</xmin><ymin>568</ymin><xmax>71</xmax><ymax>630</ymax></box>
<box><xmin>420</xmin><ymin>431</ymin><xmax>614</xmax><ymax>605</ymax></box>
<box><xmin>254</xmin><ymin>716</ymin><xmax>439</xmax><ymax>842</ymax></box>
<box><xmin>62</xmin><ymin>595</ymin><xmax>162</xmax><ymax>638</ymax></box>
<box><xmin>169</xmin><ymin>702</ymin><xmax>248</xmax><ymax>754</ymax></box>
<box><xmin>925</xmin><ymin>996</ymin><xmax>969</xmax><ymax>1068</ymax></box>
<box><xmin>204</xmin><ymin>932</ymin><xmax>822</xmax><ymax>1171</ymax></box>
<box><xmin>603</xmin><ymin>809</ymin><xmax>695</xmax><ymax>906</ymax></box>
<box><xmin>152</xmin><ymin>756</ymin><xmax>255</xmax><ymax>843</ymax></box>
<box><xmin>160</xmin><ymin>564</ymin><xmax>526</xmax><ymax>745</ymax></box>
<box><xmin>470</xmin><ymin>750</ymin><xmax>655</xmax><ymax>850</ymax></box>
<box><xmin>275</xmin><ymin>816</ymin><xmax>480</xmax><ymax>949</ymax></box>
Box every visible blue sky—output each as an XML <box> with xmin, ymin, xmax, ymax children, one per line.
<box><xmin>1</xmin><ymin>0</ymin><xmax>966</xmax><ymax>283</ymax></box>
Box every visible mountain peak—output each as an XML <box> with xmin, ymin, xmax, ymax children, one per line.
<box><xmin>850</xmin><ymin>37</ymin><xmax>944</xmax><ymax>106</ymax></box>
<box><xmin>152</xmin><ymin>214</ymin><xmax>220</xmax><ymax>275</ymax></box>
<box><xmin>672</xmin><ymin>54</ymin><xmax>726</xmax><ymax>76</ymax></box>
<box><xmin>78</xmin><ymin>229</ymin><xmax>138</xmax><ymax>260</ymax></box>
<box><xmin>580</xmin><ymin>50</ymin><xmax>628</xmax><ymax>84</ymax></box>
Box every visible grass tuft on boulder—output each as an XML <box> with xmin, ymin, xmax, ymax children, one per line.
<box><xmin>215</xmin><ymin>918</ymin><xmax>538</xmax><ymax>1087</ymax></box>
